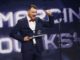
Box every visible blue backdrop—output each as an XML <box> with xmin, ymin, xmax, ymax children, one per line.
<box><xmin>0</xmin><ymin>0</ymin><xmax>80</xmax><ymax>60</ymax></box>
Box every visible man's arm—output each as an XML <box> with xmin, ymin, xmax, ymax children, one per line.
<box><xmin>41</xmin><ymin>10</ymin><xmax>54</xmax><ymax>27</ymax></box>
<box><xmin>9</xmin><ymin>20</ymin><xmax>24</xmax><ymax>42</ymax></box>
<box><xmin>10</xmin><ymin>20</ymin><xmax>32</xmax><ymax>42</ymax></box>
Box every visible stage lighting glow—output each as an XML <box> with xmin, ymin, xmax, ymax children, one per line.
<box><xmin>13</xmin><ymin>40</ymin><xmax>21</xmax><ymax>52</ymax></box>
<box><xmin>0</xmin><ymin>12</ymin><xmax>14</xmax><ymax>27</ymax></box>
<box><xmin>0</xmin><ymin>8</ymin><xmax>80</xmax><ymax>28</ymax></box>
<box><xmin>0</xmin><ymin>37</ymin><xmax>13</xmax><ymax>54</ymax></box>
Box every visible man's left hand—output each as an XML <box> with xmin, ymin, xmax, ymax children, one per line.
<box><xmin>45</xmin><ymin>10</ymin><xmax>53</xmax><ymax>16</ymax></box>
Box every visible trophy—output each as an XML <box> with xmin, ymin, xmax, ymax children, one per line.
<box><xmin>32</xmin><ymin>29</ymin><xmax>44</xmax><ymax>38</ymax></box>
<box><xmin>37</xmin><ymin>29</ymin><xmax>42</xmax><ymax>35</ymax></box>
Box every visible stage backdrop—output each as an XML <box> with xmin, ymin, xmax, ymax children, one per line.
<box><xmin>0</xmin><ymin>0</ymin><xmax>80</xmax><ymax>60</ymax></box>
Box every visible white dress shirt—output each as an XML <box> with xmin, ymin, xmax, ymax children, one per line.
<box><xmin>27</xmin><ymin>15</ymin><xmax>36</xmax><ymax>44</ymax></box>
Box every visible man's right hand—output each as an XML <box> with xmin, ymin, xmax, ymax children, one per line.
<box><xmin>24</xmin><ymin>36</ymin><xmax>32</xmax><ymax>41</ymax></box>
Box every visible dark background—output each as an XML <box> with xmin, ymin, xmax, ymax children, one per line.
<box><xmin>0</xmin><ymin>0</ymin><xmax>80</xmax><ymax>60</ymax></box>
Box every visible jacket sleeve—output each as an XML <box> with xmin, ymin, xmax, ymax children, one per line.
<box><xmin>41</xmin><ymin>16</ymin><xmax>54</xmax><ymax>27</ymax></box>
<box><xmin>9</xmin><ymin>20</ymin><xmax>24</xmax><ymax>42</ymax></box>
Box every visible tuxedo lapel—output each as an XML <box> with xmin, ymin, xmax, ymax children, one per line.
<box><xmin>23</xmin><ymin>18</ymin><xmax>33</xmax><ymax>36</ymax></box>
<box><xmin>24</xmin><ymin>18</ymin><xmax>29</xmax><ymax>28</ymax></box>
<box><xmin>35</xmin><ymin>18</ymin><xmax>42</xmax><ymax>35</ymax></box>
<box><xmin>23</xmin><ymin>18</ymin><xmax>42</xmax><ymax>35</ymax></box>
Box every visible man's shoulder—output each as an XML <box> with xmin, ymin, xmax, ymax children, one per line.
<box><xmin>16</xmin><ymin>17</ymin><xmax>27</xmax><ymax>25</ymax></box>
<box><xmin>19</xmin><ymin>18</ymin><xmax>26</xmax><ymax>22</ymax></box>
<box><xmin>36</xmin><ymin>17</ymin><xmax>43</xmax><ymax>22</ymax></box>
<box><xmin>18</xmin><ymin>17</ymin><xmax>27</xmax><ymax>22</ymax></box>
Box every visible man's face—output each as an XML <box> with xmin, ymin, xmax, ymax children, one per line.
<box><xmin>28</xmin><ymin>7</ymin><xmax>37</xmax><ymax>20</ymax></box>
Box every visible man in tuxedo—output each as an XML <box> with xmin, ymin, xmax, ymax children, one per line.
<box><xmin>10</xmin><ymin>4</ymin><xmax>53</xmax><ymax>60</ymax></box>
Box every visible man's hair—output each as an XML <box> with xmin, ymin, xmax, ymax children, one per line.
<box><xmin>27</xmin><ymin>4</ymin><xmax>37</xmax><ymax>10</ymax></box>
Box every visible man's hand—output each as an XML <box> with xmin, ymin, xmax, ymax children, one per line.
<box><xmin>45</xmin><ymin>10</ymin><xmax>53</xmax><ymax>16</ymax></box>
<box><xmin>24</xmin><ymin>36</ymin><xmax>32</xmax><ymax>41</ymax></box>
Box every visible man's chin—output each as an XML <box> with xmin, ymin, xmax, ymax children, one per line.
<box><xmin>32</xmin><ymin>18</ymin><xmax>36</xmax><ymax>20</ymax></box>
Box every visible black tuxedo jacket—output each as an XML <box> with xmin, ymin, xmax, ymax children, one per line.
<box><xmin>9</xmin><ymin>16</ymin><xmax>53</xmax><ymax>53</ymax></box>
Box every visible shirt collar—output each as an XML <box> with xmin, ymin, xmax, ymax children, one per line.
<box><xmin>26</xmin><ymin>14</ymin><xmax>31</xmax><ymax>21</ymax></box>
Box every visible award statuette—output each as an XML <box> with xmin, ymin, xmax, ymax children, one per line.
<box><xmin>32</xmin><ymin>29</ymin><xmax>43</xmax><ymax>44</ymax></box>
<box><xmin>32</xmin><ymin>30</ymin><xmax>44</xmax><ymax>38</ymax></box>
<box><xmin>37</xmin><ymin>30</ymin><xmax>42</xmax><ymax>35</ymax></box>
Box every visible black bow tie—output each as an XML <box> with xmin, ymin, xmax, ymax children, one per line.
<box><xmin>29</xmin><ymin>20</ymin><xmax>35</xmax><ymax>22</ymax></box>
